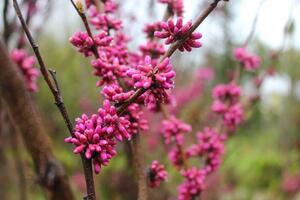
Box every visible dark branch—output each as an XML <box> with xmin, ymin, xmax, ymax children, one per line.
<box><xmin>12</xmin><ymin>1</ymin><xmax>96</xmax><ymax>199</ymax></box>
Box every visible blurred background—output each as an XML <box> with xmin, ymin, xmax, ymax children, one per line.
<box><xmin>1</xmin><ymin>0</ymin><xmax>300</xmax><ymax>199</ymax></box>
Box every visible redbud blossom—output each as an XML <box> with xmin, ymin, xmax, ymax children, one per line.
<box><xmin>158</xmin><ymin>0</ymin><xmax>184</xmax><ymax>16</ymax></box>
<box><xmin>154</xmin><ymin>17</ymin><xmax>202</xmax><ymax>52</ymax></box>
<box><xmin>98</xmin><ymin>100</ymin><xmax>131</xmax><ymax>141</ymax></box>
<box><xmin>212</xmin><ymin>82</ymin><xmax>241</xmax><ymax>102</ymax></box>
<box><xmin>89</xmin><ymin>6</ymin><xmax>122</xmax><ymax>31</ymax></box>
<box><xmin>143</xmin><ymin>22</ymin><xmax>162</xmax><ymax>38</ymax></box>
<box><xmin>126</xmin><ymin>56</ymin><xmax>175</xmax><ymax>109</ymax></box>
<box><xmin>161</xmin><ymin>115</ymin><xmax>191</xmax><ymax>145</ymax></box>
<box><xmin>11</xmin><ymin>49</ymin><xmax>39</xmax><ymax>92</ymax></box>
<box><xmin>223</xmin><ymin>103</ymin><xmax>244</xmax><ymax>132</ymax></box>
<box><xmin>178</xmin><ymin>168</ymin><xmax>206</xmax><ymax>200</ymax></box>
<box><xmin>168</xmin><ymin>146</ymin><xmax>184</xmax><ymax>168</ymax></box>
<box><xmin>186</xmin><ymin>127</ymin><xmax>226</xmax><ymax>174</ymax></box>
<box><xmin>69</xmin><ymin>31</ymin><xmax>112</xmax><ymax>57</ymax></box>
<box><xmin>64</xmin><ymin>114</ymin><xmax>117</xmax><ymax>174</ymax></box>
<box><xmin>148</xmin><ymin>160</ymin><xmax>168</xmax><ymax>188</ymax></box>
<box><xmin>102</xmin><ymin>84</ymin><xmax>134</xmax><ymax>103</ymax></box>
<box><xmin>234</xmin><ymin>47</ymin><xmax>261</xmax><ymax>71</ymax></box>
<box><xmin>139</xmin><ymin>41</ymin><xmax>165</xmax><ymax>59</ymax></box>
<box><xmin>91</xmin><ymin>52</ymin><xmax>128</xmax><ymax>86</ymax></box>
<box><xmin>211</xmin><ymin>82</ymin><xmax>244</xmax><ymax>132</ymax></box>
<box><xmin>125</xmin><ymin>103</ymin><xmax>149</xmax><ymax>135</ymax></box>
<box><xmin>69</xmin><ymin>32</ymin><xmax>94</xmax><ymax>57</ymax></box>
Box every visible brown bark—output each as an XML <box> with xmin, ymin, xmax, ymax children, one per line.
<box><xmin>0</xmin><ymin>42</ymin><xmax>75</xmax><ymax>200</ymax></box>
<box><xmin>0</xmin><ymin>100</ymin><xmax>12</xmax><ymax>199</ymax></box>
<box><xmin>130</xmin><ymin>134</ymin><xmax>148</xmax><ymax>200</ymax></box>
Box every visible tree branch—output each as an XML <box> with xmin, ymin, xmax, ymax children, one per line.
<box><xmin>12</xmin><ymin>1</ymin><xmax>96</xmax><ymax>199</ymax></box>
<box><xmin>130</xmin><ymin>134</ymin><xmax>148</xmax><ymax>200</ymax></box>
<box><xmin>0</xmin><ymin>42</ymin><xmax>74</xmax><ymax>200</ymax></box>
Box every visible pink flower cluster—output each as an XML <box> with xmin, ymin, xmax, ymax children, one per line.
<box><xmin>125</xmin><ymin>103</ymin><xmax>149</xmax><ymax>135</ymax></box>
<box><xmin>161</xmin><ymin>115</ymin><xmax>191</xmax><ymax>145</ymax></box>
<box><xmin>211</xmin><ymin>82</ymin><xmax>244</xmax><ymax>132</ymax></box>
<box><xmin>69</xmin><ymin>31</ymin><xmax>112</xmax><ymax>57</ymax></box>
<box><xmin>155</xmin><ymin>17</ymin><xmax>202</xmax><ymax>52</ymax></box>
<box><xmin>148</xmin><ymin>160</ymin><xmax>168</xmax><ymax>188</ymax></box>
<box><xmin>65</xmin><ymin>113</ymin><xmax>117</xmax><ymax>173</ymax></box>
<box><xmin>126</xmin><ymin>56</ymin><xmax>176</xmax><ymax>109</ymax></box>
<box><xmin>11</xmin><ymin>49</ymin><xmax>39</xmax><ymax>92</ymax></box>
<box><xmin>186</xmin><ymin>127</ymin><xmax>226</xmax><ymax>174</ymax></box>
<box><xmin>158</xmin><ymin>0</ymin><xmax>184</xmax><ymax>16</ymax></box>
<box><xmin>98</xmin><ymin>100</ymin><xmax>131</xmax><ymax>141</ymax></box>
<box><xmin>234</xmin><ymin>47</ymin><xmax>261</xmax><ymax>71</ymax></box>
<box><xmin>89</xmin><ymin>5</ymin><xmax>122</xmax><ymax>31</ymax></box>
<box><xmin>178</xmin><ymin>168</ymin><xmax>206</xmax><ymax>200</ymax></box>
<box><xmin>143</xmin><ymin>22</ymin><xmax>162</xmax><ymax>39</ymax></box>
<box><xmin>65</xmin><ymin>100</ymin><xmax>138</xmax><ymax>173</ymax></box>
<box><xmin>168</xmin><ymin>147</ymin><xmax>184</xmax><ymax>168</ymax></box>
<box><xmin>91</xmin><ymin>52</ymin><xmax>128</xmax><ymax>86</ymax></box>
<box><xmin>139</xmin><ymin>41</ymin><xmax>165</xmax><ymax>59</ymax></box>
<box><xmin>102</xmin><ymin>84</ymin><xmax>134</xmax><ymax>103</ymax></box>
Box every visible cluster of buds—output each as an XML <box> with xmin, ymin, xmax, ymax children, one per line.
<box><xmin>160</xmin><ymin>115</ymin><xmax>191</xmax><ymax>145</ymax></box>
<box><xmin>178</xmin><ymin>168</ymin><xmax>206</xmax><ymax>200</ymax></box>
<box><xmin>186</xmin><ymin>127</ymin><xmax>226</xmax><ymax>174</ymax></box>
<box><xmin>158</xmin><ymin>0</ymin><xmax>184</xmax><ymax>17</ymax></box>
<box><xmin>126</xmin><ymin>56</ymin><xmax>176</xmax><ymax>109</ymax></box>
<box><xmin>234</xmin><ymin>47</ymin><xmax>261</xmax><ymax>71</ymax></box>
<box><xmin>65</xmin><ymin>113</ymin><xmax>117</xmax><ymax>173</ymax></box>
<box><xmin>148</xmin><ymin>160</ymin><xmax>168</xmax><ymax>188</ymax></box>
<box><xmin>211</xmin><ymin>82</ymin><xmax>244</xmax><ymax>132</ymax></box>
<box><xmin>155</xmin><ymin>17</ymin><xmax>202</xmax><ymax>52</ymax></box>
<box><xmin>11</xmin><ymin>49</ymin><xmax>39</xmax><ymax>92</ymax></box>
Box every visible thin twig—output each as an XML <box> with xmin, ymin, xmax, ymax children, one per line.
<box><xmin>243</xmin><ymin>0</ymin><xmax>267</xmax><ymax>46</ymax></box>
<box><xmin>69</xmin><ymin>0</ymin><xmax>99</xmax><ymax>58</ymax></box>
<box><xmin>12</xmin><ymin>1</ymin><xmax>96</xmax><ymax>199</ymax></box>
<box><xmin>3</xmin><ymin>0</ymin><xmax>10</xmax><ymax>44</ymax></box>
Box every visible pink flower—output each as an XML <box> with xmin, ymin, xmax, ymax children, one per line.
<box><xmin>85</xmin><ymin>0</ymin><xmax>92</xmax><ymax>8</ymax></box>
<box><xmin>178</xmin><ymin>168</ymin><xmax>206</xmax><ymax>200</ymax></box>
<box><xmin>103</xmin><ymin>1</ymin><xmax>118</xmax><ymax>13</ymax></box>
<box><xmin>148</xmin><ymin>160</ymin><xmax>168</xmax><ymax>188</ymax></box>
<box><xmin>139</xmin><ymin>41</ymin><xmax>165</xmax><ymax>59</ymax></box>
<box><xmin>125</xmin><ymin>103</ymin><xmax>149</xmax><ymax>135</ymax></box>
<box><xmin>186</xmin><ymin>127</ymin><xmax>225</xmax><ymax>174</ymax></box>
<box><xmin>161</xmin><ymin>115</ymin><xmax>191</xmax><ymax>145</ymax></box>
<box><xmin>127</xmin><ymin>56</ymin><xmax>175</xmax><ymax>90</ymax></box>
<box><xmin>91</xmin><ymin>52</ymin><xmax>128</xmax><ymax>86</ymax></box>
<box><xmin>211</xmin><ymin>100</ymin><xmax>227</xmax><ymax>114</ymax></box>
<box><xmin>154</xmin><ymin>17</ymin><xmax>202</xmax><ymax>52</ymax></box>
<box><xmin>212</xmin><ymin>82</ymin><xmax>241</xmax><ymax>102</ymax></box>
<box><xmin>69</xmin><ymin>32</ymin><xmax>94</xmax><ymax>57</ymax></box>
<box><xmin>223</xmin><ymin>103</ymin><xmax>244</xmax><ymax>132</ymax></box>
<box><xmin>234</xmin><ymin>47</ymin><xmax>261</xmax><ymax>71</ymax></box>
<box><xmin>98</xmin><ymin>100</ymin><xmax>131</xmax><ymax>141</ymax></box>
<box><xmin>69</xmin><ymin>31</ymin><xmax>112</xmax><ymax>57</ymax></box>
<box><xmin>143</xmin><ymin>22</ymin><xmax>162</xmax><ymax>38</ymax></box>
<box><xmin>211</xmin><ymin>82</ymin><xmax>244</xmax><ymax>132</ymax></box>
<box><xmin>158</xmin><ymin>0</ymin><xmax>184</xmax><ymax>16</ymax></box>
<box><xmin>168</xmin><ymin>146</ymin><xmax>184</xmax><ymax>168</ymax></box>
<box><xmin>101</xmin><ymin>84</ymin><xmax>134</xmax><ymax>103</ymax></box>
<box><xmin>89</xmin><ymin>6</ymin><xmax>122</xmax><ymax>31</ymax></box>
<box><xmin>64</xmin><ymin>114</ymin><xmax>117</xmax><ymax>174</ymax></box>
<box><xmin>126</xmin><ymin>56</ymin><xmax>175</xmax><ymax>109</ymax></box>
<box><xmin>11</xmin><ymin>49</ymin><xmax>39</xmax><ymax>92</ymax></box>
